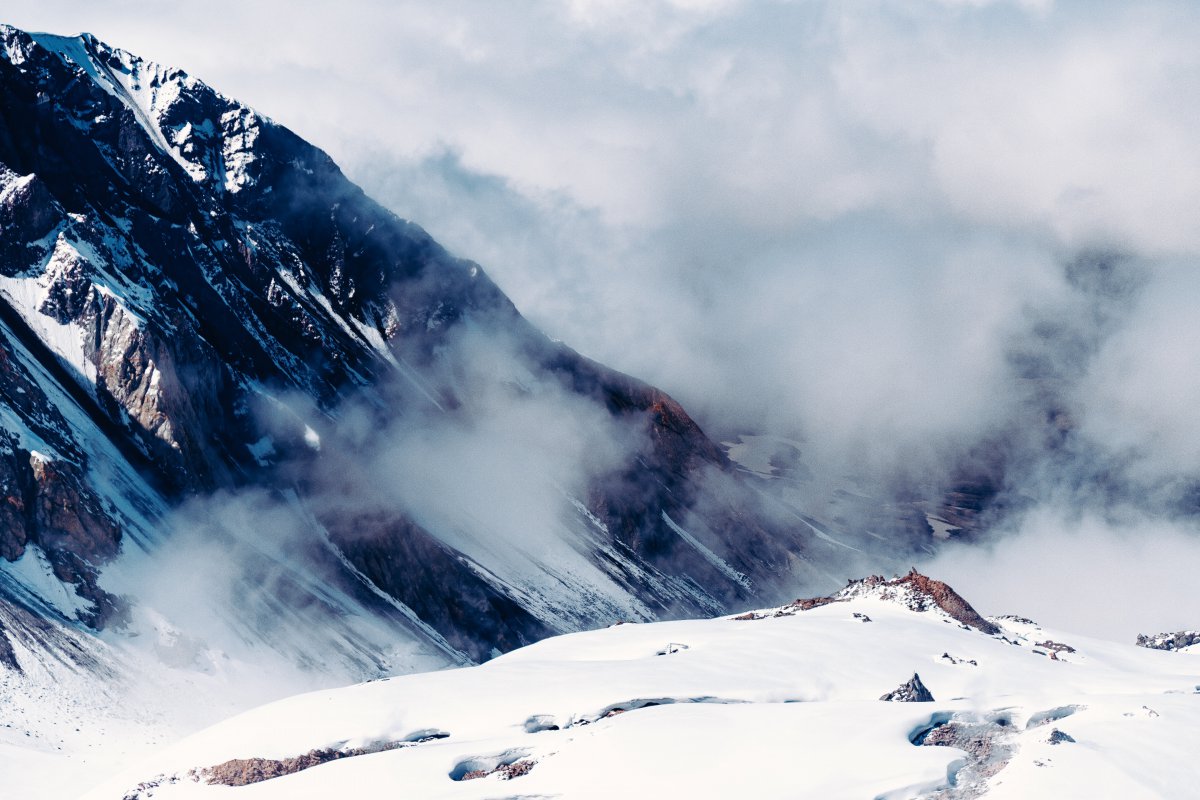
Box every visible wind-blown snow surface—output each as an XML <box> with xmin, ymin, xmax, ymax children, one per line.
<box><xmin>0</xmin><ymin>572</ymin><xmax>452</xmax><ymax>800</ymax></box>
<box><xmin>85</xmin><ymin>588</ymin><xmax>1200</xmax><ymax>799</ymax></box>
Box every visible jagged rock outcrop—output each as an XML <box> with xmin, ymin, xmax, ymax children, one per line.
<box><xmin>1136</xmin><ymin>631</ymin><xmax>1200</xmax><ymax>652</ymax></box>
<box><xmin>0</xmin><ymin>432</ymin><xmax>124</xmax><ymax>626</ymax></box>
<box><xmin>880</xmin><ymin>672</ymin><xmax>934</xmax><ymax>702</ymax></box>
<box><xmin>1047</xmin><ymin>728</ymin><xmax>1075</xmax><ymax>745</ymax></box>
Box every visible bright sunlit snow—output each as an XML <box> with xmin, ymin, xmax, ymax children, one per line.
<box><xmin>83</xmin><ymin>583</ymin><xmax>1200</xmax><ymax>799</ymax></box>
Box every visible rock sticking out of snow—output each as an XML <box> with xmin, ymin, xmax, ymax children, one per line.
<box><xmin>790</xmin><ymin>569</ymin><xmax>1001</xmax><ymax>635</ymax></box>
<box><xmin>1135</xmin><ymin>631</ymin><xmax>1200</xmax><ymax>652</ymax></box>
<box><xmin>880</xmin><ymin>673</ymin><xmax>935</xmax><ymax>702</ymax></box>
<box><xmin>461</xmin><ymin>759</ymin><xmax>536</xmax><ymax>781</ymax></box>
<box><xmin>83</xmin><ymin>573</ymin><xmax>1200</xmax><ymax>800</ymax></box>
<box><xmin>201</xmin><ymin>739</ymin><xmax>415</xmax><ymax>787</ymax></box>
<box><xmin>918</xmin><ymin>712</ymin><xmax>1016</xmax><ymax>796</ymax></box>
<box><xmin>1047</xmin><ymin>728</ymin><xmax>1076</xmax><ymax>745</ymax></box>
<box><xmin>941</xmin><ymin>652</ymin><xmax>978</xmax><ymax>666</ymax></box>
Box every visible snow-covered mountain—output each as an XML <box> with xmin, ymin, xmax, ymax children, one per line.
<box><xmin>0</xmin><ymin>22</ymin><xmax>952</xmax><ymax>790</ymax></box>
<box><xmin>0</xmin><ymin>22</ymin><xmax>876</xmax><ymax>657</ymax></box>
<box><xmin>81</xmin><ymin>570</ymin><xmax>1200</xmax><ymax>799</ymax></box>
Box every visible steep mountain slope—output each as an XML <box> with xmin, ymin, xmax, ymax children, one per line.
<box><xmin>85</xmin><ymin>571</ymin><xmax>1200</xmax><ymax>799</ymax></box>
<box><xmin>0</xmin><ymin>22</ymin><xmax>928</xmax><ymax>684</ymax></box>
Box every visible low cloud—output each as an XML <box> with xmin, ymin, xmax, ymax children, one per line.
<box><xmin>923</xmin><ymin>506</ymin><xmax>1200</xmax><ymax>642</ymax></box>
<box><xmin>8</xmin><ymin>1</ymin><xmax>1200</xmax><ymax>640</ymax></box>
<box><xmin>306</xmin><ymin>323</ymin><xmax>650</xmax><ymax>601</ymax></box>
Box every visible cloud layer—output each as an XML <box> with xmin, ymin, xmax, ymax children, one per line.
<box><xmin>8</xmin><ymin>0</ymin><xmax>1200</xmax><ymax>637</ymax></box>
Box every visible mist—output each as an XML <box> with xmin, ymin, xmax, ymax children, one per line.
<box><xmin>98</xmin><ymin>317</ymin><xmax>659</xmax><ymax>706</ymax></box>
<box><xmin>301</xmin><ymin>322</ymin><xmax>658</xmax><ymax>627</ymax></box>
<box><xmin>5</xmin><ymin>0</ymin><xmax>1200</xmax><ymax>643</ymax></box>
<box><xmin>98</xmin><ymin>486</ymin><xmax>457</xmax><ymax>721</ymax></box>
<box><xmin>924</xmin><ymin>507</ymin><xmax>1200</xmax><ymax>643</ymax></box>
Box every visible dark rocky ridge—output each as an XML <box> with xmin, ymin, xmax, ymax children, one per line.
<box><xmin>0</xmin><ymin>25</ymin><xmax>929</xmax><ymax>668</ymax></box>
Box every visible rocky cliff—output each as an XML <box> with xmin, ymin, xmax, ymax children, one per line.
<box><xmin>0</xmin><ymin>24</ymin><xmax>927</xmax><ymax>671</ymax></box>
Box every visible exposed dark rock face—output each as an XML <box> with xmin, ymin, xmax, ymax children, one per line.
<box><xmin>0</xmin><ymin>432</ymin><xmax>125</xmax><ymax>627</ymax></box>
<box><xmin>880</xmin><ymin>673</ymin><xmax>934</xmax><ymax>702</ymax></box>
<box><xmin>0</xmin><ymin>621</ymin><xmax>17</xmax><ymax>671</ymax></box>
<box><xmin>931</xmin><ymin>480</ymin><xmax>999</xmax><ymax>538</ymax></box>
<box><xmin>1136</xmin><ymin>631</ymin><xmax>1200</xmax><ymax>652</ymax></box>
<box><xmin>0</xmin><ymin>440</ymin><xmax>30</xmax><ymax>562</ymax></box>
<box><xmin>1047</xmin><ymin>728</ymin><xmax>1075</xmax><ymax>745</ymax></box>
<box><xmin>325</xmin><ymin>512</ymin><xmax>555</xmax><ymax>663</ymax></box>
<box><xmin>0</xmin><ymin>24</ymin><xmax>892</xmax><ymax>666</ymax></box>
<box><xmin>29</xmin><ymin>457</ymin><xmax>120</xmax><ymax>562</ymax></box>
<box><xmin>0</xmin><ymin>586</ymin><xmax>113</xmax><ymax>674</ymax></box>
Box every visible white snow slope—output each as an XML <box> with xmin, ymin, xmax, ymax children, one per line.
<box><xmin>80</xmin><ymin>578</ymin><xmax>1200</xmax><ymax>800</ymax></box>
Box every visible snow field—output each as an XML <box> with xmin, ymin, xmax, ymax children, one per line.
<box><xmin>85</xmin><ymin>595</ymin><xmax>1200</xmax><ymax>798</ymax></box>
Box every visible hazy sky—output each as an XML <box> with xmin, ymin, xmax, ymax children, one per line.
<box><xmin>7</xmin><ymin>0</ymin><xmax>1200</xmax><ymax>638</ymax></box>
<box><xmin>11</xmin><ymin>0</ymin><xmax>1196</xmax><ymax>447</ymax></box>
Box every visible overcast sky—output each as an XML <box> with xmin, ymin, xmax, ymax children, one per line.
<box><xmin>7</xmin><ymin>0</ymin><xmax>1200</xmax><ymax>638</ymax></box>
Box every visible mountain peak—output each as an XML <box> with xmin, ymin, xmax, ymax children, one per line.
<box><xmin>0</xmin><ymin>23</ymin><xmax>862</xmax><ymax>672</ymax></box>
<box><xmin>2</xmin><ymin>26</ymin><xmax>267</xmax><ymax>195</ymax></box>
<box><xmin>788</xmin><ymin>569</ymin><xmax>1000</xmax><ymax>634</ymax></box>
